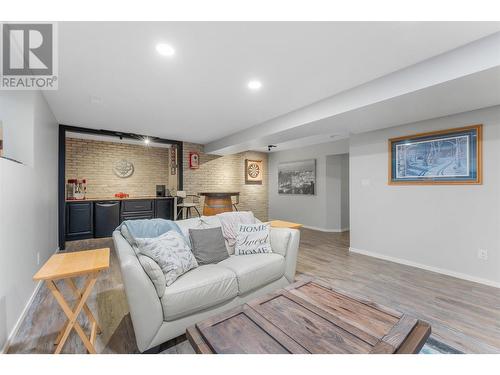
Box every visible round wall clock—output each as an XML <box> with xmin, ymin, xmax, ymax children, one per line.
<box><xmin>113</xmin><ymin>159</ymin><xmax>134</xmax><ymax>178</ymax></box>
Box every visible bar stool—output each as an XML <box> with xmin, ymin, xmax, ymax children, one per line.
<box><xmin>176</xmin><ymin>191</ymin><xmax>201</xmax><ymax>219</ymax></box>
<box><xmin>231</xmin><ymin>194</ymin><xmax>239</xmax><ymax>211</ymax></box>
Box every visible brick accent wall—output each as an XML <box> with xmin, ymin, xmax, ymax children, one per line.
<box><xmin>183</xmin><ymin>142</ymin><xmax>269</xmax><ymax>221</ymax></box>
<box><xmin>66</xmin><ymin>138</ymin><xmax>175</xmax><ymax>198</ymax></box>
<box><xmin>65</xmin><ymin>138</ymin><xmax>269</xmax><ymax>220</ymax></box>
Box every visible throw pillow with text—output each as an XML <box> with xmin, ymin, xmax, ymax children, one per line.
<box><xmin>234</xmin><ymin>223</ymin><xmax>272</xmax><ymax>255</ymax></box>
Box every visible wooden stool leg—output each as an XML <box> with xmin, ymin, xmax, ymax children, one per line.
<box><xmin>47</xmin><ymin>274</ymin><xmax>98</xmax><ymax>354</ymax></box>
<box><xmin>65</xmin><ymin>278</ymin><xmax>102</xmax><ymax>334</ymax></box>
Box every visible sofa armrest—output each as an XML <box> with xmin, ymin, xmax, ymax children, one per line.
<box><xmin>283</xmin><ymin>229</ymin><xmax>300</xmax><ymax>283</ymax></box>
<box><xmin>112</xmin><ymin>231</ymin><xmax>164</xmax><ymax>352</ymax></box>
<box><xmin>270</xmin><ymin>228</ymin><xmax>300</xmax><ymax>283</ymax></box>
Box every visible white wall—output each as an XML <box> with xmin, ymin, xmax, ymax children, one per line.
<box><xmin>0</xmin><ymin>91</ymin><xmax>59</xmax><ymax>351</ymax></box>
<box><xmin>268</xmin><ymin>139</ymin><xmax>349</xmax><ymax>231</ymax></box>
<box><xmin>350</xmin><ymin>105</ymin><xmax>500</xmax><ymax>287</ymax></box>
<box><xmin>0</xmin><ymin>92</ymin><xmax>35</xmax><ymax>165</ymax></box>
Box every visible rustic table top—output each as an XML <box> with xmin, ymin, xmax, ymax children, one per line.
<box><xmin>33</xmin><ymin>248</ymin><xmax>110</xmax><ymax>281</ymax></box>
<box><xmin>187</xmin><ymin>278</ymin><xmax>430</xmax><ymax>354</ymax></box>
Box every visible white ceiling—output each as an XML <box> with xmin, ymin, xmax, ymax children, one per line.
<box><xmin>207</xmin><ymin>31</ymin><xmax>500</xmax><ymax>154</ymax></box>
<box><xmin>249</xmin><ymin>66</ymin><xmax>500</xmax><ymax>153</ymax></box>
<box><xmin>44</xmin><ymin>22</ymin><xmax>500</xmax><ymax>146</ymax></box>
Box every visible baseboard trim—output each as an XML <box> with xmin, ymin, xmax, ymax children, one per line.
<box><xmin>303</xmin><ymin>225</ymin><xmax>350</xmax><ymax>233</ymax></box>
<box><xmin>1</xmin><ymin>247</ymin><xmax>60</xmax><ymax>354</ymax></box>
<box><xmin>349</xmin><ymin>247</ymin><xmax>500</xmax><ymax>289</ymax></box>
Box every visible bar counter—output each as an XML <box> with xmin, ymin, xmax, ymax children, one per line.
<box><xmin>65</xmin><ymin>196</ymin><xmax>175</xmax><ymax>202</ymax></box>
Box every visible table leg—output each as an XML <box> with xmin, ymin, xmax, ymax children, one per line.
<box><xmin>54</xmin><ymin>320</ymin><xmax>69</xmax><ymax>345</ymax></box>
<box><xmin>46</xmin><ymin>273</ymin><xmax>98</xmax><ymax>354</ymax></box>
<box><xmin>65</xmin><ymin>278</ymin><xmax>102</xmax><ymax>334</ymax></box>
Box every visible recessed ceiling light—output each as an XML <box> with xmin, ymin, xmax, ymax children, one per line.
<box><xmin>247</xmin><ymin>80</ymin><xmax>262</xmax><ymax>91</ymax></box>
<box><xmin>156</xmin><ymin>43</ymin><xmax>175</xmax><ymax>57</ymax></box>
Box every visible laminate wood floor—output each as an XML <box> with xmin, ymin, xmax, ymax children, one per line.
<box><xmin>7</xmin><ymin>229</ymin><xmax>500</xmax><ymax>354</ymax></box>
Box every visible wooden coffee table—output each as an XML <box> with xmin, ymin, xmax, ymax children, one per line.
<box><xmin>187</xmin><ymin>279</ymin><xmax>430</xmax><ymax>354</ymax></box>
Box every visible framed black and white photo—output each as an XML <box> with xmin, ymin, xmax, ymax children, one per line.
<box><xmin>278</xmin><ymin>159</ymin><xmax>316</xmax><ymax>195</ymax></box>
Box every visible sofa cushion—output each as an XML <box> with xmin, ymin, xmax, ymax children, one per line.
<box><xmin>160</xmin><ymin>264</ymin><xmax>238</xmax><ymax>321</ymax></box>
<box><xmin>200</xmin><ymin>215</ymin><xmax>223</xmax><ymax>227</ymax></box>
<box><xmin>189</xmin><ymin>227</ymin><xmax>229</xmax><ymax>265</ymax></box>
<box><xmin>234</xmin><ymin>223</ymin><xmax>272</xmax><ymax>256</ymax></box>
<box><xmin>176</xmin><ymin>216</ymin><xmax>222</xmax><ymax>246</ymax></box>
<box><xmin>136</xmin><ymin>231</ymin><xmax>198</xmax><ymax>286</ymax></box>
<box><xmin>216</xmin><ymin>211</ymin><xmax>256</xmax><ymax>255</ymax></box>
<box><xmin>217</xmin><ymin>253</ymin><xmax>285</xmax><ymax>294</ymax></box>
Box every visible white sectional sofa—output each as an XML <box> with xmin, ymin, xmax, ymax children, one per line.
<box><xmin>113</xmin><ymin>215</ymin><xmax>300</xmax><ymax>353</ymax></box>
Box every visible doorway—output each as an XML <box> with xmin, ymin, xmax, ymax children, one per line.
<box><xmin>325</xmin><ymin>153</ymin><xmax>349</xmax><ymax>232</ymax></box>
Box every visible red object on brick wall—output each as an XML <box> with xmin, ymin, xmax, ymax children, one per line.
<box><xmin>189</xmin><ymin>152</ymin><xmax>200</xmax><ymax>169</ymax></box>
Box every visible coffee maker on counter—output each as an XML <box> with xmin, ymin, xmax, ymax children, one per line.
<box><xmin>66</xmin><ymin>179</ymin><xmax>87</xmax><ymax>200</ymax></box>
<box><xmin>156</xmin><ymin>184</ymin><xmax>170</xmax><ymax>197</ymax></box>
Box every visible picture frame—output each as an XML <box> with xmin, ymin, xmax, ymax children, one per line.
<box><xmin>388</xmin><ymin>124</ymin><xmax>482</xmax><ymax>185</ymax></box>
<box><xmin>170</xmin><ymin>148</ymin><xmax>177</xmax><ymax>175</ymax></box>
<box><xmin>245</xmin><ymin>159</ymin><xmax>263</xmax><ymax>185</ymax></box>
<box><xmin>278</xmin><ymin>159</ymin><xmax>316</xmax><ymax>195</ymax></box>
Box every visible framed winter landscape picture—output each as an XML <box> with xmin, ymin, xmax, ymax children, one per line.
<box><xmin>278</xmin><ymin>159</ymin><xmax>316</xmax><ymax>195</ymax></box>
<box><xmin>389</xmin><ymin>124</ymin><xmax>482</xmax><ymax>185</ymax></box>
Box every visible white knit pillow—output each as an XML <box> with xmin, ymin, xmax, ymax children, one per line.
<box><xmin>234</xmin><ymin>223</ymin><xmax>272</xmax><ymax>255</ymax></box>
